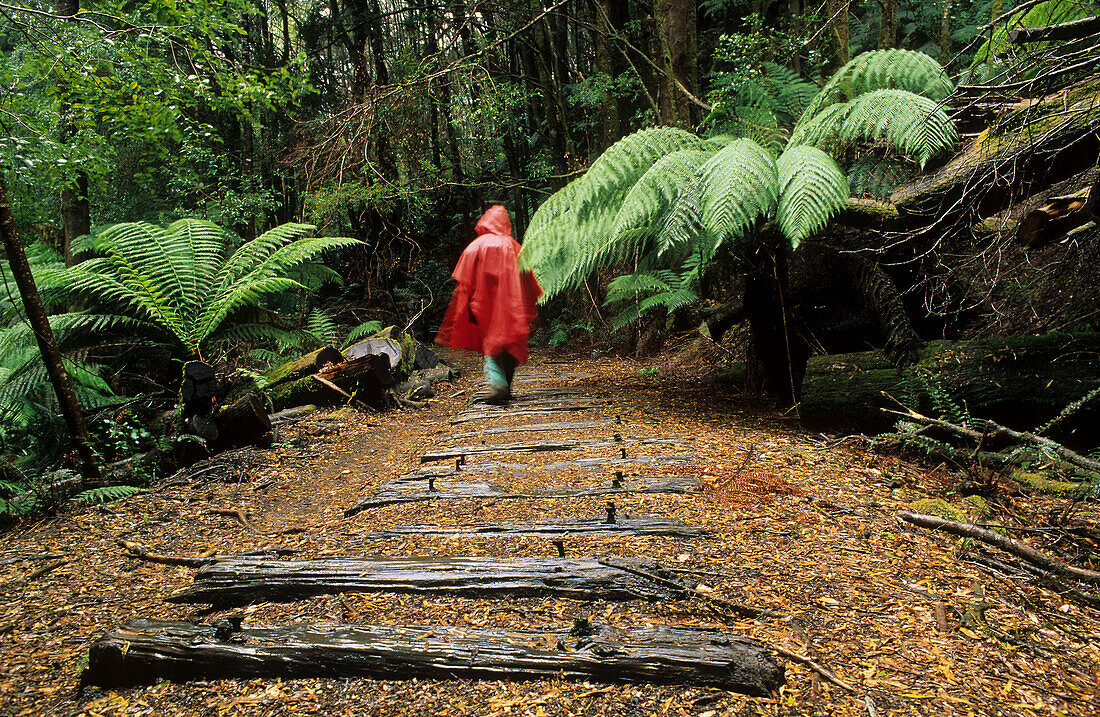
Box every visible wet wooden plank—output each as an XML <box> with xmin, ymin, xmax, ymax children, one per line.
<box><xmin>167</xmin><ymin>556</ymin><xmax>687</xmax><ymax>606</ymax></box>
<box><xmin>344</xmin><ymin>475</ymin><xmax>699</xmax><ymax>516</ymax></box>
<box><xmin>83</xmin><ymin>619</ymin><xmax>784</xmax><ymax>696</ymax></box>
<box><xmin>365</xmin><ymin>515</ymin><xmax>710</xmax><ymax>538</ymax></box>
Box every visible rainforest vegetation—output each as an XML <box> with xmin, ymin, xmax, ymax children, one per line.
<box><xmin>1</xmin><ymin>0</ymin><xmax>1098</xmax><ymax>518</ymax></box>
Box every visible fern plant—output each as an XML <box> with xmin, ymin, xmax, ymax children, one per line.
<box><xmin>519</xmin><ymin>50</ymin><xmax>958</xmax><ymax>402</ymax></box>
<box><xmin>34</xmin><ymin>219</ymin><xmax>360</xmax><ymax>362</ymax></box>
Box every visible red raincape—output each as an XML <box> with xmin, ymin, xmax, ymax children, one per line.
<box><xmin>435</xmin><ymin>205</ymin><xmax>542</xmax><ymax>364</ymax></box>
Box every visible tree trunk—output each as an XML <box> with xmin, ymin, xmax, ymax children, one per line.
<box><xmin>821</xmin><ymin>0</ymin><xmax>850</xmax><ymax>76</ymax></box>
<box><xmin>653</xmin><ymin>0</ymin><xmax>699</xmax><ymax>129</ymax></box>
<box><xmin>742</xmin><ymin>238</ymin><xmax>808</xmax><ymax>408</ymax></box>
<box><xmin>0</xmin><ymin>177</ymin><xmax>99</xmax><ymax>484</ymax></box>
<box><xmin>592</xmin><ymin>0</ymin><xmax>621</xmax><ymax>155</ymax></box>
<box><xmin>56</xmin><ymin>0</ymin><xmax>89</xmax><ymax>267</ymax></box>
<box><xmin>939</xmin><ymin>0</ymin><xmax>953</xmax><ymax>66</ymax></box>
<box><xmin>877</xmin><ymin>0</ymin><xmax>897</xmax><ymax>49</ymax></box>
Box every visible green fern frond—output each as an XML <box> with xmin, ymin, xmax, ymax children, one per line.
<box><xmin>215</xmin><ymin>322</ymin><xmax>309</xmax><ymax>349</ymax></box>
<box><xmin>305</xmin><ymin>309</ymin><xmax>339</xmax><ymax>347</ymax></box>
<box><xmin>776</xmin><ymin>146</ymin><xmax>850</xmax><ymax>247</ymax></box>
<box><xmin>345</xmin><ymin>320</ymin><xmax>384</xmax><ymax>345</ymax></box>
<box><xmin>802</xmin><ymin>49</ymin><xmax>954</xmax><ymax>122</ymax></box>
<box><xmin>575</xmin><ymin>127</ymin><xmax>711</xmax><ymax>217</ymax></box>
<box><xmin>611</xmin><ymin>149</ymin><xmax>711</xmax><ymax>245</ymax></box>
<box><xmin>71</xmin><ymin>485</ymin><xmax>147</xmax><ymax>504</ymax></box>
<box><xmin>607</xmin><ymin>287</ymin><xmax>699</xmax><ymax>332</ymax></box>
<box><xmin>847</xmin><ymin>156</ymin><xmax>916</xmax><ymax>199</ymax></box>
<box><xmin>791</xmin><ymin>90</ymin><xmax>957</xmax><ymax>168</ymax></box>
<box><xmin>840</xmin><ymin>90</ymin><xmax>957</xmax><ymax>168</ymax></box>
<box><xmin>699</xmin><ymin>139</ymin><xmax>779</xmax><ymax>249</ymax></box>
<box><xmin>604</xmin><ymin>270</ymin><xmax>677</xmax><ymax>303</ymax></box>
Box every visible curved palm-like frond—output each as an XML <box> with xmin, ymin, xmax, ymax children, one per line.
<box><xmin>574</xmin><ymin>127</ymin><xmax>710</xmax><ymax>218</ymax></box>
<box><xmin>790</xmin><ymin>90</ymin><xmax>957</xmax><ymax>168</ymax></box>
<box><xmin>699</xmin><ymin>138</ymin><xmax>779</xmax><ymax>248</ymax></box>
<box><xmin>838</xmin><ymin>90</ymin><xmax>957</xmax><ymax>168</ymax></box>
<box><xmin>612</xmin><ymin>149</ymin><xmax>712</xmax><ymax>245</ymax></box>
<box><xmin>802</xmin><ymin>49</ymin><xmax>954</xmax><ymax>122</ymax></box>
<box><xmin>36</xmin><ymin>220</ymin><xmax>359</xmax><ymax>359</ymax></box>
<box><xmin>776</xmin><ymin>146</ymin><xmax>850</xmax><ymax>247</ymax></box>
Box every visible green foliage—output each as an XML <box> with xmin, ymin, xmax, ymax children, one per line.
<box><xmin>800</xmin><ymin>49</ymin><xmax>955</xmax><ymax>121</ymax></box>
<box><xmin>603</xmin><ymin>269</ymin><xmax>700</xmax><ymax>332</ymax></box>
<box><xmin>969</xmin><ymin>0</ymin><xmax>1099</xmax><ymax>83</ymax></box>
<box><xmin>847</xmin><ymin>156</ymin><xmax>917</xmax><ymax>199</ymax></box>
<box><xmin>790</xmin><ymin>89</ymin><xmax>958</xmax><ymax>169</ymax></box>
<box><xmin>36</xmin><ymin>219</ymin><xmax>360</xmax><ymax>360</ymax></box>
<box><xmin>776</xmin><ymin>146</ymin><xmax>851</xmax><ymax>247</ymax></box>
<box><xmin>344</xmin><ymin>320</ymin><xmax>385</xmax><ymax>347</ymax></box>
<box><xmin>71</xmin><ymin>485</ymin><xmax>147</xmax><ymax>505</ymax></box>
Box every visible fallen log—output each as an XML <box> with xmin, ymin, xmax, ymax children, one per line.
<box><xmin>367</xmin><ymin>516</ymin><xmax>710</xmax><ymax>539</ymax></box>
<box><xmin>260</xmin><ymin>347</ymin><xmax>344</xmax><ymax>389</ymax></box>
<box><xmin>208</xmin><ymin>393</ymin><xmax>272</xmax><ymax>454</ymax></box>
<box><xmin>82</xmin><ymin>619</ymin><xmax>785</xmax><ymax>695</ymax></box>
<box><xmin>168</xmin><ymin>556</ymin><xmax>690</xmax><ymax>606</ymax></box>
<box><xmin>1007</xmin><ymin>15</ymin><xmax>1100</xmax><ymax>44</ymax></box>
<box><xmin>799</xmin><ymin>333</ymin><xmax>1100</xmax><ymax>440</ymax></box>
<box><xmin>343</xmin><ymin>475</ymin><xmax>699</xmax><ymax>516</ymax></box>
<box><xmin>898</xmin><ymin>511</ymin><xmax>1100</xmax><ymax>583</ymax></box>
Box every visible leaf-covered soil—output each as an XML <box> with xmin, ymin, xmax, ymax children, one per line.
<box><xmin>1</xmin><ymin>348</ymin><xmax>1098</xmax><ymax>716</ymax></box>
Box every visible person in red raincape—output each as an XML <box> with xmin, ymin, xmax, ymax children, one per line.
<box><xmin>435</xmin><ymin>205</ymin><xmax>542</xmax><ymax>404</ymax></box>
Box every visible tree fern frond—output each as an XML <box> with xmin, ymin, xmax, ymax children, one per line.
<box><xmin>611</xmin><ymin>149</ymin><xmax>711</xmax><ymax>244</ymax></box>
<box><xmin>574</xmin><ymin>127</ymin><xmax>711</xmax><ymax>218</ymax></box>
<box><xmin>604</xmin><ymin>270</ymin><xmax>678</xmax><ymax>303</ymax></box>
<box><xmin>776</xmin><ymin>146</ymin><xmax>850</xmax><ymax>247</ymax></box>
<box><xmin>193</xmin><ymin>276</ymin><xmax>304</xmax><ymax>349</ymax></box>
<box><xmin>838</xmin><ymin>90</ymin><xmax>957</xmax><ymax>168</ymax></box>
<box><xmin>345</xmin><ymin>320</ymin><xmax>384</xmax><ymax>345</ymax></box>
<box><xmin>847</xmin><ymin>156</ymin><xmax>916</xmax><ymax>198</ymax></box>
<box><xmin>698</xmin><ymin>139</ymin><xmax>779</xmax><ymax>249</ymax></box>
<box><xmin>802</xmin><ymin>49</ymin><xmax>954</xmax><ymax>122</ymax></box>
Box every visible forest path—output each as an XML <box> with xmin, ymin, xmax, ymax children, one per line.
<box><xmin>1</xmin><ymin>348</ymin><xmax>1098</xmax><ymax>715</ymax></box>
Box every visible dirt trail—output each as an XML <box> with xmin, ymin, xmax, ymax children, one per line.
<box><xmin>1</xmin><ymin>349</ymin><xmax>1097</xmax><ymax>716</ymax></box>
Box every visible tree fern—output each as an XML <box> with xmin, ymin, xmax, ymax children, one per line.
<box><xmin>791</xmin><ymin>89</ymin><xmax>957</xmax><ymax>169</ymax></box>
<box><xmin>39</xmin><ymin>220</ymin><xmax>360</xmax><ymax>360</ymax></box>
<box><xmin>801</xmin><ymin>49</ymin><xmax>955</xmax><ymax>122</ymax></box>
<box><xmin>847</xmin><ymin>156</ymin><xmax>916</xmax><ymax>199</ymax></box>
<box><xmin>345</xmin><ymin>320</ymin><xmax>384</xmax><ymax>345</ymax></box>
<box><xmin>611</xmin><ymin>149</ymin><xmax>712</xmax><ymax>252</ymax></box>
<box><xmin>776</xmin><ymin>146</ymin><xmax>850</xmax><ymax>247</ymax></box>
<box><xmin>699</xmin><ymin>138</ymin><xmax>779</xmax><ymax>248</ymax></box>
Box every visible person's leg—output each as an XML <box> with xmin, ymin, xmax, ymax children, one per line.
<box><xmin>483</xmin><ymin>354</ymin><xmax>509</xmax><ymax>403</ymax></box>
<box><xmin>498</xmin><ymin>351</ymin><xmax>518</xmax><ymax>398</ymax></box>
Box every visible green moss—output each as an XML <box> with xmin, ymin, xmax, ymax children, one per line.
<box><xmin>912</xmin><ymin>498</ymin><xmax>970</xmax><ymax>523</ymax></box>
<box><xmin>1010</xmin><ymin>470</ymin><xmax>1091</xmax><ymax>498</ymax></box>
<box><xmin>963</xmin><ymin>494</ymin><xmax>990</xmax><ymax>518</ymax></box>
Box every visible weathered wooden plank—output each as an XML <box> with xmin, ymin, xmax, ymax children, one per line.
<box><xmin>168</xmin><ymin>557</ymin><xmax>686</xmax><ymax>606</ymax></box>
<box><xmin>422</xmin><ymin>438</ymin><xmax>689</xmax><ymax>462</ymax></box>
<box><xmin>366</xmin><ymin>516</ymin><xmax>710</xmax><ymax>538</ymax></box>
<box><xmin>443</xmin><ymin>420</ymin><xmax>614</xmax><ymax>441</ymax></box>
<box><xmin>83</xmin><ymin>619</ymin><xmax>785</xmax><ymax>695</ymax></box>
<box><xmin>344</xmin><ymin>475</ymin><xmax>699</xmax><ymax>516</ymax></box>
<box><xmin>450</xmin><ymin>406</ymin><xmax>603</xmax><ymax>424</ymax></box>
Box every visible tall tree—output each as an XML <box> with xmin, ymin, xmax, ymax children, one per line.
<box><xmin>54</xmin><ymin>0</ymin><xmax>89</xmax><ymax>266</ymax></box>
<box><xmin>0</xmin><ymin>176</ymin><xmax>99</xmax><ymax>482</ymax></box>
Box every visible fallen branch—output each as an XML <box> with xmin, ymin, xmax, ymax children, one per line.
<box><xmin>25</xmin><ymin>558</ymin><xmax>68</xmax><ymax>582</ymax></box>
<box><xmin>210</xmin><ymin>508</ymin><xmax>263</xmax><ymax>534</ymax></box>
<box><xmin>881</xmin><ymin>395</ymin><xmax>1100</xmax><ymax>473</ymax></box>
<box><xmin>898</xmin><ymin>511</ymin><xmax>1100</xmax><ymax>584</ymax></box>
<box><xmin>116</xmin><ymin>539</ymin><xmax>209</xmax><ymax>568</ymax></box>
<box><xmin>769</xmin><ymin>645</ymin><xmax>857</xmax><ymax>694</ymax></box>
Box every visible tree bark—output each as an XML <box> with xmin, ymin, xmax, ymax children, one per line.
<box><xmin>743</xmin><ymin>238</ymin><xmax>808</xmax><ymax>407</ymax></box>
<box><xmin>84</xmin><ymin>619</ymin><xmax>785</xmax><ymax>695</ymax></box>
<box><xmin>168</xmin><ymin>556</ymin><xmax>691</xmax><ymax>605</ymax></box>
<box><xmin>821</xmin><ymin>0</ymin><xmax>850</xmax><ymax>76</ymax></box>
<box><xmin>653</xmin><ymin>0</ymin><xmax>699</xmax><ymax>129</ymax></box>
<box><xmin>55</xmin><ymin>0</ymin><xmax>89</xmax><ymax>267</ymax></box>
<box><xmin>877</xmin><ymin>0</ymin><xmax>897</xmax><ymax>49</ymax></box>
<box><xmin>0</xmin><ymin>177</ymin><xmax>99</xmax><ymax>483</ymax></box>
<box><xmin>939</xmin><ymin>0</ymin><xmax>953</xmax><ymax>66</ymax></box>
